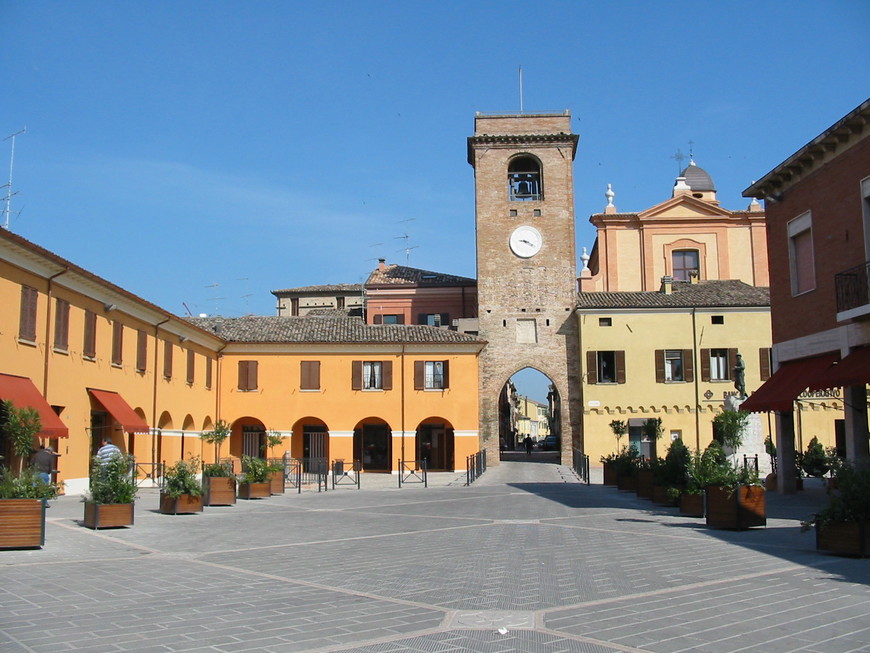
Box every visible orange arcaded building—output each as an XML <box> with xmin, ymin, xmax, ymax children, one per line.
<box><xmin>0</xmin><ymin>228</ymin><xmax>484</xmax><ymax>495</ymax></box>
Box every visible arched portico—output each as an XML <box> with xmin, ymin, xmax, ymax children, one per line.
<box><xmin>290</xmin><ymin>417</ymin><xmax>330</xmax><ymax>462</ymax></box>
<box><xmin>415</xmin><ymin>418</ymin><xmax>455</xmax><ymax>471</ymax></box>
<box><xmin>353</xmin><ymin>418</ymin><xmax>392</xmax><ymax>472</ymax></box>
<box><xmin>230</xmin><ymin>416</ymin><xmax>266</xmax><ymax>460</ymax></box>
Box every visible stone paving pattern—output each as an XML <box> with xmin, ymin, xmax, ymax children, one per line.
<box><xmin>1</xmin><ymin>461</ymin><xmax>869</xmax><ymax>652</ymax></box>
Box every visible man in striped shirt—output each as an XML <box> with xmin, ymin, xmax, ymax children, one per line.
<box><xmin>96</xmin><ymin>438</ymin><xmax>121</xmax><ymax>464</ymax></box>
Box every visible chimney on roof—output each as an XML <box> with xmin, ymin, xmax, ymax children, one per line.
<box><xmin>688</xmin><ymin>271</ymin><xmax>700</xmax><ymax>284</ymax></box>
<box><xmin>660</xmin><ymin>276</ymin><xmax>674</xmax><ymax>295</ymax></box>
<box><xmin>378</xmin><ymin>258</ymin><xmax>386</xmax><ymax>271</ymax></box>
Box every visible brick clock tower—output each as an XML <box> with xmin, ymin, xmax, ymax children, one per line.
<box><xmin>467</xmin><ymin>111</ymin><xmax>582</xmax><ymax>464</ymax></box>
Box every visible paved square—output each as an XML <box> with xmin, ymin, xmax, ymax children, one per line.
<box><xmin>1</xmin><ymin>462</ymin><xmax>868</xmax><ymax>652</ymax></box>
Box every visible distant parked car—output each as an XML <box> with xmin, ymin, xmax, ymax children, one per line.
<box><xmin>540</xmin><ymin>435</ymin><xmax>559</xmax><ymax>451</ymax></box>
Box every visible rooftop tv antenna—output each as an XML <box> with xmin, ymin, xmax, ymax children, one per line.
<box><xmin>205</xmin><ymin>283</ymin><xmax>223</xmax><ymax>316</ymax></box>
<box><xmin>2</xmin><ymin>127</ymin><xmax>25</xmax><ymax>230</ymax></box>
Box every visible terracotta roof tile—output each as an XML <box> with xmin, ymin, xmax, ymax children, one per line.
<box><xmin>186</xmin><ymin>315</ymin><xmax>484</xmax><ymax>344</ymax></box>
<box><xmin>366</xmin><ymin>264</ymin><xmax>476</xmax><ymax>287</ymax></box>
<box><xmin>271</xmin><ymin>283</ymin><xmax>362</xmax><ymax>295</ymax></box>
<box><xmin>576</xmin><ymin>280</ymin><xmax>769</xmax><ymax>309</ymax></box>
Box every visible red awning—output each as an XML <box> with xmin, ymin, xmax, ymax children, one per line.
<box><xmin>87</xmin><ymin>389</ymin><xmax>150</xmax><ymax>434</ymax></box>
<box><xmin>0</xmin><ymin>373</ymin><xmax>69</xmax><ymax>437</ymax></box>
<box><xmin>740</xmin><ymin>353</ymin><xmax>839</xmax><ymax>413</ymax></box>
<box><xmin>808</xmin><ymin>347</ymin><xmax>870</xmax><ymax>391</ymax></box>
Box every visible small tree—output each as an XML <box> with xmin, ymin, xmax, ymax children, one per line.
<box><xmin>801</xmin><ymin>436</ymin><xmax>831</xmax><ymax>478</ymax></box>
<box><xmin>642</xmin><ymin>417</ymin><xmax>663</xmax><ymax>459</ymax></box>
<box><xmin>609</xmin><ymin>420</ymin><xmax>627</xmax><ymax>451</ymax></box>
<box><xmin>712</xmin><ymin>409</ymin><xmax>749</xmax><ymax>450</ymax></box>
<box><xmin>264</xmin><ymin>430</ymin><xmax>284</xmax><ymax>458</ymax></box>
<box><xmin>200</xmin><ymin>419</ymin><xmax>231</xmax><ymax>464</ymax></box>
<box><xmin>1</xmin><ymin>400</ymin><xmax>41</xmax><ymax>474</ymax></box>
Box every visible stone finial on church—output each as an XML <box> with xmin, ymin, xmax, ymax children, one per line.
<box><xmin>673</xmin><ymin>176</ymin><xmax>691</xmax><ymax>197</ymax></box>
<box><xmin>604</xmin><ymin>184</ymin><xmax>616</xmax><ymax>214</ymax></box>
<box><xmin>580</xmin><ymin>247</ymin><xmax>590</xmax><ymax>273</ymax></box>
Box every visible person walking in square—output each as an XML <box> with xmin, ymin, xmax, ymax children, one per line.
<box><xmin>96</xmin><ymin>438</ymin><xmax>121</xmax><ymax>464</ymax></box>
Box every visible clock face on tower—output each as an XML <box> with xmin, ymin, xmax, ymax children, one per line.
<box><xmin>509</xmin><ymin>225</ymin><xmax>542</xmax><ymax>258</ymax></box>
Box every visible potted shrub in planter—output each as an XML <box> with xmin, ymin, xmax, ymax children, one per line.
<box><xmin>802</xmin><ymin>461</ymin><xmax>870</xmax><ymax>557</ymax></box>
<box><xmin>682</xmin><ymin>441</ymin><xmax>726</xmax><ymax>518</ymax></box>
<box><xmin>0</xmin><ymin>401</ymin><xmax>59</xmax><ymax>549</ymax></box>
<box><xmin>703</xmin><ymin>441</ymin><xmax>765</xmax><ymax>530</ymax></box>
<box><xmin>200</xmin><ymin>420</ymin><xmax>236</xmax><ymax>506</ymax></box>
<box><xmin>159</xmin><ymin>457</ymin><xmax>203</xmax><ymax>514</ymax></box>
<box><xmin>801</xmin><ymin>437</ymin><xmax>831</xmax><ymax>481</ymax></box>
<box><xmin>82</xmin><ymin>453</ymin><xmax>138</xmax><ymax>529</ymax></box>
<box><xmin>265</xmin><ymin>430</ymin><xmax>286</xmax><ymax>495</ymax></box>
<box><xmin>636</xmin><ymin>457</ymin><xmax>655</xmax><ymax>499</ymax></box>
<box><xmin>652</xmin><ymin>439</ymin><xmax>689</xmax><ymax>506</ymax></box>
<box><xmin>238</xmin><ymin>455</ymin><xmax>271</xmax><ymax>499</ymax></box>
<box><xmin>635</xmin><ymin>418</ymin><xmax>662</xmax><ymax>499</ymax></box>
<box><xmin>602</xmin><ymin>420</ymin><xmax>627</xmax><ymax>486</ymax></box>
<box><xmin>202</xmin><ymin>461</ymin><xmax>236</xmax><ymax>506</ymax></box>
<box><xmin>600</xmin><ymin>451</ymin><xmax>618</xmax><ymax>486</ymax></box>
<box><xmin>614</xmin><ymin>445</ymin><xmax>640</xmax><ymax>492</ymax></box>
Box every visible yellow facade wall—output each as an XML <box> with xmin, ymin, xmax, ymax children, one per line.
<box><xmin>579</xmin><ymin>306</ymin><xmax>842</xmax><ymax>464</ymax></box>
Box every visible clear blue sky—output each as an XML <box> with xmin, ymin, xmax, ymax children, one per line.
<box><xmin>3</xmin><ymin>1</ymin><xmax>869</xmax><ymax>401</ymax></box>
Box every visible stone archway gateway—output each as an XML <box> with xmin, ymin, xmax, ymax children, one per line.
<box><xmin>468</xmin><ymin>111</ymin><xmax>583</xmax><ymax>464</ymax></box>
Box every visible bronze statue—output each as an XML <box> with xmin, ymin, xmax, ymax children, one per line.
<box><xmin>733</xmin><ymin>352</ymin><xmax>746</xmax><ymax>398</ymax></box>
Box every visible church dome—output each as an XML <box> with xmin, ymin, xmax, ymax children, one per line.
<box><xmin>680</xmin><ymin>161</ymin><xmax>716</xmax><ymax>192</ymax></box>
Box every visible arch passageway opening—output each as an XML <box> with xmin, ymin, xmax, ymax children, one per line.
<box><xmin>498</xmin><ymin>367</ymin><xmax>560</xmax><ymax>463</ymax></box>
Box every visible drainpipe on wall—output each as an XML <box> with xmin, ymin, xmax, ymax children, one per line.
<box><xmin>400</xmin><ymin>345</ymin><xmax>406</xmax><ymax>464</ymax></box>
<box><xmin>42</xmin><ymin>267</ymin><xmax>69</xmax><ymax>399</ymax></box>
<box><xmin>152</xmin><ymin>318</ymin><xmax>170</xmax><ymax>470</ymax></box>
<box><xmin>692</xmin><ymin>307</ymin><xmax>701</xmax><ymax>450</ymax></box>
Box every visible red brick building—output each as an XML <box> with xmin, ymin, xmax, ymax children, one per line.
<box><xmin>363</xmin><ymin>259</ymin><xmax>477</xmax><ymax>327</ymax></box>
<box><xmin>743</xmin><ymin>98</ymin><xmax>870</xmax><ymax>492</ymax></box>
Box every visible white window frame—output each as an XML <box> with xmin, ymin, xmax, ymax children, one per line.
<box><xmin>664</xmin><ymin>350</ymin><xmax>684</xmax><ymax>382</ymax></box>
<box><xmin>362</xmin><ymin>361</ymin><xmax>383</xmax><ymax>390</ymax></box>
<box><xmin>424</xmin><ymin>361</ymin><xmax>445</xmax><ymax>390</ymax></box>
<box><xmin>709</xmin><ymin>348</ymin><xmax>729</xmax><ymax>381</ymax></box>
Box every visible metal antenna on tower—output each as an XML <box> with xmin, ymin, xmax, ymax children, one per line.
<box><xmin>519</xmin><ymin>65</ymin><xmax>524</xmax><ymax>113</ymax></box>
<box><xmin>2</xmin><ymin>128</ymin><xmax>25</xmax><ymax>230</ymax></box>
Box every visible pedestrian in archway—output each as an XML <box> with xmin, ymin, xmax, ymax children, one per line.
<box><xmin>524</xmin><ymin>435</ymin><xmax>533</xmax><ymax>456</ymax></box>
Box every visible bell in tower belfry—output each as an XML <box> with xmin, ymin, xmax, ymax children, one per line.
<box><xmin>467</xmin><ymin>110</ymin><xmax>583</xmax><ymax>465</ymax></box>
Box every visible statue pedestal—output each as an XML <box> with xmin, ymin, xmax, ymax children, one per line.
<box><xmin>724</xmin><ymin>395</ymin><xmax>772</xmax><ymax>477</ymax></box>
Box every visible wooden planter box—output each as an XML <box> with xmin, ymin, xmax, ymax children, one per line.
<box><xmin>238</xmin><ymin>482</ymin><xmax>271</xmax><ymax>499</ymax></box>
<box><xmin>652</xmin><ymin>485</ymin><xmax>678</xmax><ymax>506</ymax></box>
<box><xmin>636</xmin><ymin>469</ymin><xmax>654</xmax><ymax>499</ymax></box>
<box><xmin>83</xmin><ymin>502</ymin><xmax>134</xmax><ymax>529</ymax></box>
<box><xmin>705</xmin><ymin>485</ymin><xmax>766</xmax><ymax>530</ymax></box>
<box><xmin>603</xmin><ymin>462</ymin><xmax>617</xmax><ymax>486</ymax></box>
<box><xmin>203</xmin><ymin>476</ymin><xmax>236</xmax><ymax>506</ymax></box>
<box><xmin>159</xmin><ymin>493</ymin><xmax>203</xmax><ymax>514</ymax></box>
<box><xmin>616</xmin><ymin>475</ymin><xmax>637</xmax><ymax>492</ymax></box>
<box><xmin>679</xmin><ymin>493</ymin><xmax>704</xmax><ymax>517</ymax></box>
<box><xmin>269</xmin><ymin>470</ymin><xmax>285</xmax><ymax>495</ymax></box>
<box><xmin>816</xmin><ymin>521</ymin><xmax>869</xmax><ymax>557</ymax></box>
<box><xmin>0</xmin><ymin>498</ymin><xmax>46</xmax><ymax>549</ymax></box>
